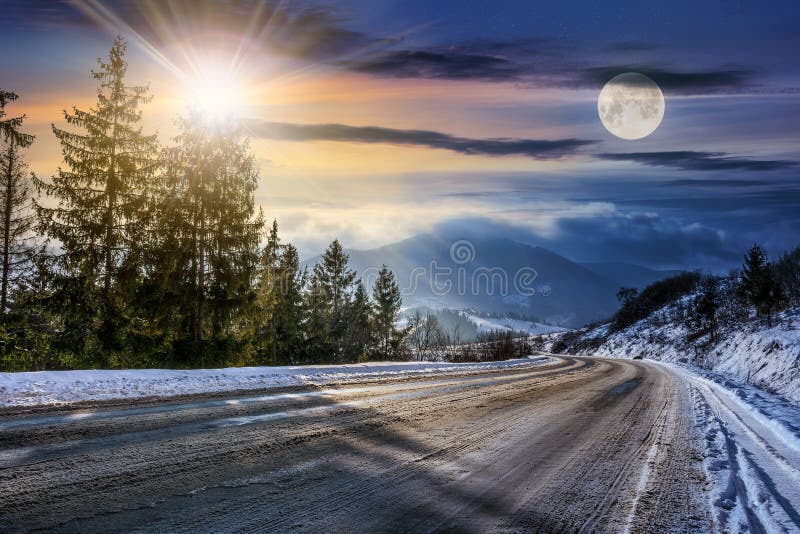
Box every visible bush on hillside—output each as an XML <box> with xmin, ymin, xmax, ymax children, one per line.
<box><xmin>610</xmin><ymin>272</ymin><xmax>701</xmax><ymax>333</ymax></box>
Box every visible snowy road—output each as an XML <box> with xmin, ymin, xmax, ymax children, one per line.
<box><xmin>1</xmin><ymin>356</ymin><xmax>797</xmax><ymax>532</ymax></box>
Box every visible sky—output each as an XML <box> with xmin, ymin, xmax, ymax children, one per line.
<box><xmin>2</xmin><ymin>0</ymin><xmax>799</xmax><ymax>271</ymax></box>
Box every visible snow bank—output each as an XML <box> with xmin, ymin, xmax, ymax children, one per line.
<box><xmin>566</xmin><ymin>308</ymin><xmax>800</xmax><ymax>404</ymax></box>
<box><xmin>672</xmin><ymin>363</ymin><xmax>800</xmax><ymax>454</ymax></box>
<box><xmin>680</xmin><ymin>362</ymin><xmax>800</xmax><ymax>531</ymax></box>
<box><xmin>0</xmin><ymin>356</ymin><xmax>554</xmax><ymax>408</ymax></box>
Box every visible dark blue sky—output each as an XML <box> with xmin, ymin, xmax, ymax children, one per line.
<box><xmin>2</xmin><ymin>0</ymin><xmax>799</xmax><ymax>270</ymax></box>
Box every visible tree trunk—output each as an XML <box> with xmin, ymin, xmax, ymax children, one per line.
<box><xmin>1</xmin><ymin>142</ymin><xmax>14</xmax><ymax>312</ymax></box>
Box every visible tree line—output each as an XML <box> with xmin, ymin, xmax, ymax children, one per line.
<box><xmin>549</xmin><ymin>242</ymin><xmax>800</xmax><ymax>356</ymax></box>
<box><xmin>685</xmin><ymin>243</ymin><xmax>799</xmax><ymax>343</ymax></box>
<box><xmin>0</xmin><ymin>37</ymin><xmax>405</xmax><ymax>371</ymax></box>
<box><xmin>612</xmin><ymin>242</ymin><xmax>800</xmax><ymax>342</ymax></box>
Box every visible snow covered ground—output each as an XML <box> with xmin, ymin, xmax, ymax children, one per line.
<box><xmin>0</xmin><ymin>356</ymin><xmax>554</xmax><ymax>408</ymax></box>
<box><xmin>676</xmin><ymin>362</ymin><xmax>800</xmax><ymax>532</ymax></box>
<box><xmin>463</xmin><ymin>313</ymin><xmax>566</xmax><ymax>336</ymax></box>
<box><xmin>559</xmin><ymin>308</ymin><xmax>800</xmax><ymax>403</ymax></box>
<box><xmin>538</xmin><ymin>299</ymin><xmax>800</xmax><ymax>529</ymax></box>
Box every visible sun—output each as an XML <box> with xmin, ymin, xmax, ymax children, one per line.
<box><xmin>186</xmin><ymin>61</ymin><xmax>246</xmax><ymax>123</ymax></box>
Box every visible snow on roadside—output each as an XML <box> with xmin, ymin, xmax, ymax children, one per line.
<box><xmin>680</xmin><ymin>363</ymin><xmax>800</xmax><ymax>532</ymax></box>
<box><xmin>671</xmin><ymin>363</ymin><xmax>800</xmax><ymax>455</ymax></box>
<box><xmin>569</xmin><ymin>308</ymin><xmax>800</xmax><ymax>404</ymax></box>
<box><xmin>0</xmin><ymin>356</ymin><xmax>554</xmax><ymax>408</ymax></box>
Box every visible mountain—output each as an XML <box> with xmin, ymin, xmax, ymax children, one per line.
<box><xmin>307</xmin><ymin>233</ymin><xmax>624</xmax><ymax>327</ymax></box>
<box><xmin>579</xmin><ymin>262</ymin><xmax>685</xmax><ymax>291</ymax></box>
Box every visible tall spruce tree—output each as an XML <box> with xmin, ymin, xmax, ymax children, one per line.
<box><xmin>0</xmin><ymin>92</ymin><xmax>37</xmax><ymax>312</ymax></box>
<box><xmin>372</xmin><ymin>265</ymin><xmax>402</xmax><ymax>359</ymax></box>
<box><xmin>303</xmin><ymin>268</ymin><xmax>331</xmax><ymax>363</ymax></box>
<box><xmin>738</xmin><ymin>244</ymin><xmax>783</xmax><ymax>325</ymax></box>
<box><xmin>271</xmin><ymin>244</ymin><xmax>306</xmax><ymax>365</ymax></box>
<box><xmin>156</xmin><ymin>110</ymin><xmax>262</xmax><ymax>365</ymax></box>
<box><xmin>307</xmin><ymin>239</ymin><xmax>356</xmax><ymax>362</ymax></box>
<box><xmin>0</xmin><ymin>136</ymin><xmax>37</xmax><ymax>313</ymax></box>
<box><xmin>0</xmin><ymin>91</ymin><xmax>52</xmax><ymax>372</ymax></box>
<box><xmin>343</xmin><ymin>282</ymin><xmax>373</xmax><ymax>362</ymax></box>
<box><xmin>132</xmin><ymin>143</ymin><xmax>195</xmax><ymax>366</ymax></box>
<box><xmin>255</xmin><ymin>219</ymin><xmax>283</xmax><ymax>364</ymax></box>
<box><xmin>34</xmin><ymin>37</ymin><xmax>160</xmax><ymax>366</ymax></box>
<box><xmin>207</xmin><ymin>127</ymin><xmax>263</xmax><ymax>357</ymax></box>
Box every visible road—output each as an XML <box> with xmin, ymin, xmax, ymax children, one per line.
<box><xmin>0</xmin><ymin>357</ymin><xmax>716</xmax><ymax>532</ymax></box>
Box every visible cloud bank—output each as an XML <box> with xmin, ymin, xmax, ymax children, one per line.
<box><xmin>249</xmin><ymin>121</ymin><xmax>596</xmax><ymax>159</ymax></box>
<box><xmin>596</xmin><ymin>151</ymin><xmax>797</xmax><ymax>171</ymax></box>
<box><xmin>9</xmin><ymin>2</ymin><xmax>774</xmax><ymax>95</ymax></box>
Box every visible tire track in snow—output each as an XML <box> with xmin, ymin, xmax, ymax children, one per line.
<box><xmin>689</xmin><ymin>381</ymin><xmax>800</xmax><ymax>532</ymax></box>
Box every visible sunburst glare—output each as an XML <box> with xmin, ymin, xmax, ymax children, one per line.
<box><xmin>184</xmin><ymin>60</ymin><xmax>246</xmax><ymax>123</ymax></box>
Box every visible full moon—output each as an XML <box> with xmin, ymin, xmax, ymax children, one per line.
<box><xmin>598</xmin><ymin>72</ymin><xmax>665</xmax><ymax>140</ymax></box>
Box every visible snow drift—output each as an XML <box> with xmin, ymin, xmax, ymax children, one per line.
<box><xmin>0</xmin><ymin>355</ymin><xmax>554</xmax><ymax>408</ymax></box>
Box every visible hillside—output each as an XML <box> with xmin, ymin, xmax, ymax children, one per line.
<box><xmin>307</xmin><ymin>232</ymin><xmax>682</xmax><ymax>328</ymax></box>
<box><xmin>542</xmin><ymin>292</ymin><xmax>800</xmax><ymax>403</ymax></box>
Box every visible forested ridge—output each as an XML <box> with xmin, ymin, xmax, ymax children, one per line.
<box><xmin>550</xmin><ymin>242</ymin><xmax>800</xmax><ymax>356</ymax></box>
<box><xmin>0</xmin><ymin>38</ymin><xmax>405</xmax><ymax>371</ymax></box>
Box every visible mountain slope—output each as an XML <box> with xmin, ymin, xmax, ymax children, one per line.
<box><xmin>545</xmin><ymin>301</ymin><xmax>800</xmax><ymax>403</ymax></box>
<box><xmin>308</xmin><ymin>233</ymin><xmax>622</xmax><ymax>327</ymax></box>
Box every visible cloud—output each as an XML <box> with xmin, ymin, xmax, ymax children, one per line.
<box><xmin>343</xmin><ymin>42</ymin><xmax>762</xmax><ymax>94</ymax></box>
<box><xmin>6</xmin><ymin>1</ymin><xmax>383</xmax><ymax>63</ymax></box>
<box><xmin>596</xmin><ymin>151</ymin><xmax>797</xmax><ymax>171</ymax></box>
<box><xmin>661</xmin><ymin>179</ymin><xmax>769</xmax><ymax>187</ymax></box>
<box><xmin>346</xmin><ymin>49</ymin><xmax>526</xmax><ymax>82</ymax></box>
<box><xmin>248</xmin><ymin>121</ymin><xmax>596</xmax><ymax>159</ymax></box>
<box><xmin>340</xmin><ymin>38</ymin><xmax>573</xmax><ymax>84</ymax></box>
<box><xmin>256</xmin><ymin>122</ymin><xmax>795</xmax><ymax>168</ymax></box>
<box><xmin>0</xmin><ymin>1</ymin><xmax>87</xmax><ymax>29</ymax></box>
<box><xmin>10</xmin><ymin>2</ymin><xmax>770</xmax><ymax>95</ymax></box>
<box><xmin>548</xmin><ymin>212</ymin><xmax>738</xmax><ymax>267</ymax></box>
<box><xmin>578</xmin><ymin>66</ymin><xmax>755</xmax><ymax>93</ymax></box>
<box><xmin>431</xmin><ymin>211</ymin><xmax>740</xmax><ymax>270</ymax></box>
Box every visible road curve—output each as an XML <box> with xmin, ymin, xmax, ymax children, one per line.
<box><xmin>0</xmin><ymin>357</ymin><xmax>712</xmax><ymax>532</ymax></box>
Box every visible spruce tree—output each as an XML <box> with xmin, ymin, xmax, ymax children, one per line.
<box><xmin>255</xmin><ymin>219</ymin><xmax>284</xmax><ymax>364</ymax></box>
<box><xmin>157</xmin><ymin>110</ymin><xmax>262</xmax><ymax>365</ymax></box>
<box><xmin>271</xmin><ymin>244</ymin><xmax>306</xmax><ymax>365</ymax></box>
<box><xmin>34</xmin><ymin>37</ymin><xmax>160</xmax><ymax>365</ymax></box>
<box><xmin>0</xmin><ymin>92</ymin><xmax>37</xmax><ymax>312</ymax></box>
<box><xmin>739</xmin><ymin>244</ymin><xmax>769</xmax><ymax>316</ymax></box>
<box><xmin>307</xmin><ymin>239</ymin><xmax>356</xmax><ymax>362</ymax></box>
<box><xmin>132</xmin><ymin>144</ymin><xmax>195</xmax><ymax>366</ymax></box>
<box><xmin>738</xmin><ymin>244</ymin><xmax>783</xmax><ymax>325</ymax></box>
<box><xmin>372</xmin><ymin>265</ymin><xmax>402</xmax><ymax>359</ymax></box>
<box><xmin>207</xmin><ymin>126</ymin><xmax>263</xmax><ymax>357</ymax></box>
<box><xmin>303</xmin><ymin>269</ymin><xmax>331</xmax><ymax>363</ymax></box>
<box><xmin>0</xmin><ymin>92</ymin><xmax>51</xmax><ymax>373</ymax></box>
<box><xmin>343</xmin><ymin>282</ymin><xmax>373</xmax><ymax>362</ymax></box>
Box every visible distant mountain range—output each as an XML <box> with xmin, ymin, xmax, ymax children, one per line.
<box><xmin>306</xmin><ymin>233</ymin><xmax>682</xmax><ymax>328</ymax></box>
